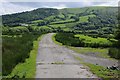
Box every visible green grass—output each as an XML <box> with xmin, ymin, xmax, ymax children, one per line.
<box><xmin>49</xmin><ymin>24</ymin><xmax>66</xmax><ymax>28</ymax></box>
<box><xmin>83</xmin><ymin>63</ymin><xmax>119</xmax><ymax>78</ymax></box>
<box><xmin>52</xmin><ymin>33</ymin><xmax>63</xmax><ymax>46</ymax></box>
<box><xmin>79</xmin><ymin>15</ymin><xmax>96</xmax><ymax>23</ymax></box>
<box><xmin>50</xmin><ymin>19</ymin><xmax>74</xmax><ymax>25</ymax></box>
<box><xmin>4</xmin><ymin>34</ymin><xmax>44</xmax><ymax>78</ymax></box>
<box><xmin>75</xmin><ymin>34</ymin><xmax>109</xmax><ymax>43</ymax></box>
<box><xmin>58</xmin><ymin>14</ymin><xmax>65</xmax><ymax>18</ymax></box>
<box><xmin>32</xmin><ymin>20</ymin><xmax>43</xmax><ymax>23</ymax></box>
<box><xmin>75</xmin><ymin>56</ymin><xmax>119</xmax><ymax>78</ymax></box>
<box><xmin>74</xmin><ymin>56</ymin><xmax>82</xmax><ymax>61</ymax></box>
<box><xmin>75</xmin><ymin>34</ymin><xmax>112</xmax><ymax>47</ymax></box>
<box><xmin>69</xmin><ymin>47</ymin><xmax>110</xmax><ymax>58</ymax></box>
<box><xmin>60</xmin><ymin>8</ymin><xmax>87</xmax><ymax>14</ymax></box>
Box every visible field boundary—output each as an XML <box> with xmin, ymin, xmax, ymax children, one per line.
<box><xmin>52</xmin><ymin>33</ymin><xmax>63</xmax><ymax>46</ymax></box>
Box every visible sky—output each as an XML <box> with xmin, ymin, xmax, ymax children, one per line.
<box><xmin>0</xmin><ymin>0</ymin><xmax>119</xmax><ymax>15</ymax></box>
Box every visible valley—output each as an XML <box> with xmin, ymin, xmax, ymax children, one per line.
<box><xmin>1</xmin><ymin>6</ymin><xmax>120</xmax><ymax>79</ymax></box>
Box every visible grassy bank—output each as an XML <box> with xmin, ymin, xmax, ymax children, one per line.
<box><xmin>84</xmin><ymin>63</ymin><xmax>119</xmax><ymax>78</ymax></box>
<box><xmin>69</xmin><ymin>47</ymin><xmax>112</xmax><ymax>59</ymax></box>
<box><xmin>76</xmin><ymin>56</ymin><xmax>119</xmax><ymax>78</ymax></box>
<box><xmin>52</xmin><ymin>33</ymin><xmax>63</xmax><ymax>46</ymax></box>
<box><xmin>2</xmin><ymin>34</ymin><xmax>40</xmax><ymax>76</ymax></box>
<box><xmin>3</xmin><ymin>34</ymin><xmax>43</xmax><ymax>78</ymax></box>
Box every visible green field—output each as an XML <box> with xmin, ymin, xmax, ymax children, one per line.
<box><xmin>79</xmin><ymin>15</ymin><xmax>96</xmax><ymax>23</ymax></box>
<box><xmin>75</xmin><ymin>34</ymin><xmax>113</xmax><ymax>47</ymax></box>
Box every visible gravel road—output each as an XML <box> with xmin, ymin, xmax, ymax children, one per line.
<box><xmin>36</xmin><ymin>33</ymin><xmax>97</xmax><ymax>78</ymax></box>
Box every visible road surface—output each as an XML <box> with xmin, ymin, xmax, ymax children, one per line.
<box><xmin>36</xmin><ymin>33</ymin><xmax>97</xmax><ymax>78</ymax></box>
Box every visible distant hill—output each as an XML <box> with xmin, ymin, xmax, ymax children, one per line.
<box><xmin>2</xmin><ymin>8</ymin><xmax>59</xmax><ymax>26</ymax></box>
<box><xmin>2</xmin><ymin>6</ymin><xmax>118</xmax><ymax>37</ymax></box>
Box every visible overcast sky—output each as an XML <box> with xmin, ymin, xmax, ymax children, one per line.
<box><xmin>0</xmin><ymin>0</ymin><xmax>119</xmax><ymax>15</ymax></box>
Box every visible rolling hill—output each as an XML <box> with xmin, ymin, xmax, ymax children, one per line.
<box><xmin>2</xmin><ymin>6</ymin><xmax>118</xmax><ymax>38</ymax></box>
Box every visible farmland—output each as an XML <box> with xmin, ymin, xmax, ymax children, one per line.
<box><xmin>1</xmin><ymin>6</ymin><xmax>120</xmax><ymax>78</ymax></box>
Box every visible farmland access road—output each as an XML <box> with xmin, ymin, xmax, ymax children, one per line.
<box><xmin>36</xmin><ymin>33</ymin><xmax>118</xmax><ymax>78</ymax></box>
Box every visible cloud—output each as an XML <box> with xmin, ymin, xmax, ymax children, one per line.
<box><xmin>1</xmin><ymin>2</ymin><xmax>36</xmax><ymax>15</ymax></box>
<box><xmin>0</xmin><ymin>0</ymin><xmax>119</xmax><ymax>15</ymax></box>
<box><xmin>94</xmin><ymin>0</ymin><xmax>119</xmax><ymax>6</ymax></box>
<box><xmin>42</xmin><ymin>4</ymin><xmax>67</xmax><ymax>9</ymax></box>
<box><xmin>1</xmin><ymin>0</ymin><xmax>119</xmax><ymax>2</ymax></box>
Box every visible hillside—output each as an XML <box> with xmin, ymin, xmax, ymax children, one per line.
<box><xmin>2</xmin><ymin>7</ymin><xmax>118</xmax><ymax>37</ymax></box>
<box><xmin>2</xmin><ymin>8</ymin><xmax>59</xmax><ymax>26</ymax></box>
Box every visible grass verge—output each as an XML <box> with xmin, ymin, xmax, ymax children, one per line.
<box><xmin>83</xmin><ymin>63</ymin><xmax>119</xmax><ymax>78</ymax></box>
<box><xmin>52</xmin><ymin>33</ymin><xmax>63</xmax><ymax>46</ymax></box>
<box><xmin>4</xmin><ymin>34</ymin><xmax>44</xmax><ymax>78</ymax></box>
<box><xmin>69</xmin><ymin>47</ymin><xmax>117</xmax><ymax>60</ymax></box>
<box><xmin>75</xmin><ymin>56</ymin><xmax>119</xmax><ymax>78</ymax></box>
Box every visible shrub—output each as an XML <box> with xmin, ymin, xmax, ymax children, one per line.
<box><xmin>2</xmin><ymin>34</ymin><xmax>41</xmax><ymax>76</ymax></box>
<box><xmin>108</xmin><ymin>48</ymin><xmax>120</xmax><ymax>60</ymax></box>
<box><xmin>55</xmin><ymin>33</ymin><xmax>80</xmax><ymax>47</ymax></box>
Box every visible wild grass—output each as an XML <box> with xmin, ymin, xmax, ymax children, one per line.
<box><xmin>69</xmin><ymin>47</ymin><xmax>116</xmax><ymax>60</ymax></box>
<box><xmin>83</xmin><ymin>63</ymin><xmax>119</xmax><ymax>78</ymax></box>
<box><xmin>55</xmin><ymin>33</ymin><xmax>80</xmax><ymax>47</ymax></box>
<box><xmin>50</xmin><ymin>19</ymin><xmax>75</xmax><ymax>25</ymax></box>
<box><xmin>52</xmin><ymin>33</ymin><xmax>63</xmax><ymax>46</ymax></box>
<box><xmin>7</xmin><ymin>35</ymin><xmax>42</xmax><ymax>78</ymax></box>
<box><xmin>108</xmin><ymin>48</ymin><xmax>120</xmax><ymax>60</ymax></box>
<box><xmin>75</xmin><ymin>56</ymin><xmax>119</xmax><ymax>78</ymax></box>
<box><xmin>75</xmin><ymin>34</ymin><xmax>112</xmax><ymax>48</ymax></box>
<box><xmin>3</xmin><ymin>34</ymin><xmax>43</xmax><ymax>78</ymax></box>
<box><xmin>79</xmin><ymin>15</ymin><xmax>96</xmax><ymax>23</ymax></box>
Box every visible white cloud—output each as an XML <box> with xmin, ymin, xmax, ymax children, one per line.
<box><xmin>43</xmin><ymin>4</ymin><xmax>67</xmax><ymax>9</ymax></box>
<box><xmin>80</xmin><ymin>0</ymin><xmax>93</xmax><ymax>6</ymax></box>
<box><xmin>0</xmin><ymin>2</ymin><xmax>36</xmax><ymax>15</ymax></box>
<box><xmin>1</xmin><ymin>0</ymin><xmax>119</xmax><ymax>2</ymax></box>
<box><xmin>94</xmin><ymin>0</ymin><xmax>119</xmax><ymax>6</ymax></box>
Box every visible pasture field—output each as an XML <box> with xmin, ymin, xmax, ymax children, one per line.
<box><xmin>75</xmin><ymin>34</ymin><xmax>113</xmax><ymax>48</ymax></box>
<box><xmin>54</xmin><ymin>33</ymin><xmax>114</xmax><ymax>48</ymax></box>
<box><xmin>79</xmin><ymin>15</ymin><xmax>96</xmax><ymax>23</ymax></box>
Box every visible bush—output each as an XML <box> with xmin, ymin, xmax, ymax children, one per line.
<box><xmin>55</xmin><ymin>33</ymin><xmax>114</xmax><ymax>48</ymax></box>
<box><xmin>108</xmin><ymin>48</ymin><xmax>120</xmax><ymax>60</ymax></box>
<box><xmin>2</xmin><ymin>34</ymin><xmax>41</xmax><ymax>76</ymax></box>
<box><xmin>55</xmin><ymin>33</ymin><xmax>80</xmax><ymax>47</ymax></box>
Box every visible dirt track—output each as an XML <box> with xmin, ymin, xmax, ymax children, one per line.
<box><xmin>36</xmin><ymin>33</ymin><xmax>97</xmax><ymax>78</ymax></box>
<box><xmin>36</xmin><ymin>33</ymin><xmax>118</xmax><ymax>78</ymax></box>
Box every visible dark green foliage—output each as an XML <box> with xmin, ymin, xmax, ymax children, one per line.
<box><xmin>2</xmin><ymin>8</ymin><xmax>59</xmax><ymax>26</ymax></box>
<box><xmin>55</xmin><ymin>33</ymin><xmax>80</xmax><ymax>47</ymax></box>
<box><xmin>2</xmin><ymin>7</ymin><xmax>118</xmax><ymax>37</ymax></box>
<box><xmin>55</xmin><ymin>33</ymin><xmax>113</xmax><ymax>48</ymax></box>
<box><xmin>108</xmin><ymin>48</ymin><xmax>120</xmax><ymax>59</ymax></box>
<box><xmin>2</xmin><ymin>34</ymin><xmax>41</xmax><ymax>76</ymax></box>
<box><xmin>70</xmin><ymin>16</ymin><xmax>79</xmax><ymax>21</ymax></box>
<box><xmin>107</xmin><ymin>9</ymin><xmax>120</xmax><ymax>60</ymax></box>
